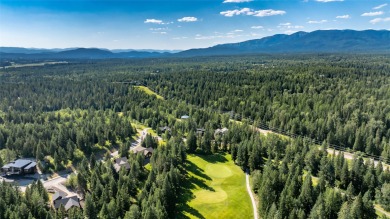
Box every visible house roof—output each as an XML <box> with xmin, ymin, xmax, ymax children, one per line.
<box><xmin>143</xmin><ymin>147</ymin><xmax>154</xmax><ymax>156</ymax></box>
<box><xmin>215</xmin><ymin>128</ymin><xmax>229</xmax><ymax>135</ymax></box>
<box><xmin>52</xmin><ymin>191</ymin><xmax>67</xmax><ymax>201</ymax></box>
<box><xmin>181</xmin><ymin>115</ymin><xmax>189</xmax><ymax>119</ymax></box>
<box><xmin>131</xmin><ymin>146</ymin><xmax>146</xmax><ymax>153</ymax></box>
<box><xmin>114</xmin><ymin>157</ymin><xmax>130</xmax><ymax>172</ymax></box>
<box><xmin>54</xmin><ymin>196</ymin><xmax>80</xmax><ymax>211</ymax></box>
<box><xmin>115</xmin><ymin>157</ymin><xmax>128</xmax><ymax>165</ymax></box>
<box><xmin>24</xmin><ymin>161</ymin><xmax>36</xmax><ymax>170</ymax></box>
<box><xmin>2</xmin><ymin>159</ymin><xmax>33</xmax><ymax>169</ymax></box>
<box><xmin>64</xmin><ymin>197</ymin><xmax>81</xmax><ymax>211</ymax></box>
<box><xmin>159</xmin><ymin>126</ymin><xmax>171</xmax><ymax>132</ymax></box>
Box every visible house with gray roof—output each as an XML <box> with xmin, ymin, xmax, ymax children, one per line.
<box><xmin>1</xmin><ymin>159</ymin><xmax>36</xmax><ymax>175</ymax></box>
<box><xmin>53</xmin><ymin>195</ymin><xmax>80</xmax><ymax>211</ymax></box>
<box><xmin>114</xmin><ymin>157</ymin><xmax>131</xmax><ymax>172</ymax></box>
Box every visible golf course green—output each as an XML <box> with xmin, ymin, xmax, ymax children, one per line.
<box><xmin>178</xmin><ymin>153</ymin><xmax>253</xmax><ymax>219</ymax></box>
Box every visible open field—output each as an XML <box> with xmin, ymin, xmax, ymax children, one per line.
<box><xmin>2</xmin><ymin>61</ymin><xmax>68</xmax><ymax>69</ymax></box>
<box><xmin>177</xmin><ymin>153</ymin><xmax>253</xmax><ymax>219</ymax></box>
<box><xmin>134</xmin><ymin>86</ymin><xmax>164</xmax><ymax>100</ymax></box>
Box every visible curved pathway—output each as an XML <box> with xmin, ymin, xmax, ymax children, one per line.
<box><xmin>246</xmin><ymin>171</ymin><xmax>259</xmax><ymax>219</ymax></box>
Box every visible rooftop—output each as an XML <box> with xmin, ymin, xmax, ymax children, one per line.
<box><xmin>54</xmin><ymin>196</ymin><xmax>80</xmax><ymax>211</ymax></box>
<box><xmin>2</xmin><ymin>159</ymin><xmax>34</xmax><ymax>169</ymax></box>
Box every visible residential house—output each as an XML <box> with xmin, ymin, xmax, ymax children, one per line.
<box><xmin>196</xmin><ymin>128</ymin><xmax>206</xmax><ymax>136</ymax></box>
<box><xmin>1</xmin><ymin>159</ymin><xmax>36</xmax><ymax>175</ymax></box>
<box><xmin>113</xmin><ymin>157</ymin><xmax>131</xmax><ymax>172</ymax></box>
<box><xmin>181</xmin><ymin>115</ymin><xmax>190</xmax><ymax>119</ymax></box>
<box><xmin>53</xmin><ymin>194</ymin><xmax>81</xmax><ymax>211</ymax></box>
<box><xmin>159</xmin><ymin>126</ymin><xmax>171</xmax><ymax>134</ymax></box>
<box><xmin>214</xmin><ymin>128</ymin><xmax>229</xmax><ymax>136</ymax></box>
<box><xmin>131</xmin><ymin>146</ymin><xmax>154</xmax><ymax>158</ymax></box>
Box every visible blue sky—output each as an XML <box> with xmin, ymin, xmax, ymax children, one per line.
<box><xmin>1</xmin><ymin>0</ymin><xmax>389</xmax><ymax>50</ymax></box>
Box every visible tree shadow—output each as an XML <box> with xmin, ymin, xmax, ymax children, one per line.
<box><xmin>176</xmin><ymin>176</ymin><xmax>207</xmax><ymax>219</ymax></box>
<box><xmin>197</xmin><ymin>153</ymin><xmax>228</xmax><ymax>164</ymax></box>
<box><xmin>186</xmin><ymin>160</ymin><xmax>211</xmax><ymax>181</ymax></box>
<box><xmin>175</xmin><ymin>203</ymin><xmax>206</xmax><ymax>219</ymax></box>
<box><xmin>188</xmin><ymin>175</ymin><xmax>215</xmax><ymax>192</ymax></box>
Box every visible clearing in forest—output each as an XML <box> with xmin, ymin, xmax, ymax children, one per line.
<box><xmin>134</xmin><ymin>86</ymin><xmax>164</xmax><ymax>100</ymax></box>
<box><xmin>177</xmin><ymin>153</ymin><xmax>253</xmax><ymax>219</ymax></box>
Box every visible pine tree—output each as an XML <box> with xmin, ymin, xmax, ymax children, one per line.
<box><xmin>349</xmin><ymin>193</ymin><xmax>363</xmax><ymax>219</ymax></box>
<box><xmin>124</xmin><ymin>205</ymin><xmax>141</xmax><ymax>219</ymax></box>
<box><xmin>84</xmin><ymin>194</ymin><xmax>97</xmax><ymax>219</ymax></box>
<box><xmin>337</xmin><ymin>201</ymin><xmax>350</xmax><ymax>219</ymax></box>
<box><xmin>186</xmin><ymin>131</ymin><xmax>197</xmax><ymax>153</ymax></box>
<box><xmin>309</xmin><ymin>194</ymin><xmax>326</xmax><ymax>219</ymax></box>
<box><xmin>298</xmin><ymin>173</ymin><xmax>314</xmax><ymax>214</ymax></box>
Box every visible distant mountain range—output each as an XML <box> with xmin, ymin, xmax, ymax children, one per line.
<box><xmin>177</xmin><ymin>29</ymin><xmax>390</xmax><ymax>57</ymax></box>
<box><xmin>1</xmin><ymin>30</ymin><xmax>389</xmax><ymax>60</ymax></box>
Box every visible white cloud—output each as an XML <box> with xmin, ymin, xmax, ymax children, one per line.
<box><xmin>373</xmin><ymin>3</ymin><xmax>387</xmax><ymax>10</ymax></box>
<box><xmin>220</xmin><ymin>8</ymin><xmax>286</xmax><ymax>17</ymax></box>
<box><xmin>251</xmin><ymin>26</ymin><xmax>264</xmax><ymax>29</ymax></box>
<box><xmin>288</xmin><ymin>25</ymin><xmax>304</xmax><ymax>29</ymax></box>
<box><xmin>172</xmin><ymin>37</ymin><xmax>188</xmax><ymax>40</ymax></box>
<box><xmin>144</xmin><ymin>19</ymin><xmax>163</xmax><ymax>24</ymax></box>
<box><xmin>152</xmin><ymin>32</ymin><xmax>167</xmax><ymax>34</ymax></box>
<box><xmin>250</xmin><ymin>33</ymin><xmax>263</xmax><ymax>37</ymax></box>
<box><xmin>234</xmin><ymin>29</ymin><xmax>244</xmax><ymax>32</ymax></box>
<box><xmin>220</xmin><ymin>8</ymin><xmax>251</xmax><ymax>17</ymax></box>
<box><xmin>223</xmin><ymin>0</ymin><xmax>253</xmax><ymax>3</ymax></box>
<box><xmin>254</xmin><ymin>9</ymin><xmax>286</xmax><ymax>17</ymax></box>
<box><xmin>336</xmin><ymin>15</ymin><xmax>350</xmax><ymax>19</ymax></box>
<box><xmin>316</xmin><ymin>0</ymin><xmax>343</xmax><ymax>2</ymax></box>
<box><xmin>285</xmin><ymin>30</ymin><xmax>297</xmax><ymax>34</ymax></box>
<box><xmin>361</xmin><ymin>11</ymin><xmax>384</xmax><ymax>16</ymax></box>
<box><xmin>149</xmin><ymin>27</ymin><xmax>168</xmax><ymax>31</ymax></box>
<box><xmin>278</xmin><ymin>23</ymin><xmax>304</xmax><ymax>29</ymax></box>
<box><xmin>178</xmin><ymin>17</ymin><xmax>198</xmax><ymax>22</ymax></box>
<box><xmin>370</xmin><ymin>17</ymin><xmax>390</xmax><ymax>24</ymax></box>
<box><xmin>307</xmin><ymin>19</ymin><xmax>328</xmax><ymax>24</ymax></box>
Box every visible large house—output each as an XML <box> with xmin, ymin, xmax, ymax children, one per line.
<box><xmin>215</xmin><ymin>128</ymin><xmax>229</xmax><ymax>136</ymax></box>
<box><xmin>1</xmin><ymin>159</ymin><xmax>37</xmax><ymax>175</ymax></box>
<box><xmin>159</xmin><ymin>126</ymin><xmax>171</xmax><ymax>134</ymax></box>
<box><xmin>131</xmin><ymin>146</ymin><xmax>154</xmax><ymax>158</ymax></box>
<box><xmin>113</xmin><ymin>157</ymin><xmax>131</xmax><ymax>172</ymax></box>
<box><xmin>52</xmin><ymin>191</ymin><xmax>81</xmax><ymax>211</ymax></box>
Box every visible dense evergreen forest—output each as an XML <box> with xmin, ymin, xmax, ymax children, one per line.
<box><xmin>0</xmin><ymin>54</ymin><xmax>390</xmax><ymax>218</ymax></box>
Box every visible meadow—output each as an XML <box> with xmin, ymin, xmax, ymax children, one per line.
<box><xmin>177</xmin><ymin>153</ymin><xmax>253</xmax><ymax>219</ymax></box>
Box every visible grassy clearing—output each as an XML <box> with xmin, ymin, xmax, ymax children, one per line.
<box><xmin>134</xmin><ymin>86</ymin><xmax>164</xmax><ymax>100</ymax></box>
<box><xmin>3</xmin><ymin>61</ymin><xmax>68</xmax><ymax>69</ymax></box>
<box><xmin>177</xmin><ymin>153</ymin><xmax>253</xmax><ymax>219</ymax></box>
<box><xmin>375</xmin><ymin>204</ymin><xmax>390</xmax><ymax>218</ymax></box>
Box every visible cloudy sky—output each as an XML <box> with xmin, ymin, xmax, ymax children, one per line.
<box><xmin>0</xmin><ymin>0</ymin><xmax>389</xmax><ymax>50</ymax></box>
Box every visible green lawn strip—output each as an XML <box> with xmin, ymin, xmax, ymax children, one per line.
<box><xmin>134</xmin><ymin>85</ymin><xmax>164</xmax><ymax>100</ymax></box>
<box><xmin>178</xmin><ymin>153</ymin><xmax>253</xmax><ymax>219</ymax></box>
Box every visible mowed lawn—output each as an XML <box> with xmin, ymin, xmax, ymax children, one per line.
<box><xmin>178</xmin><ymin>153</ymin><xmax>253</xmax><ymax>219</ymax></box>
<box><xmin>134</xmin><ymin>86</ymin><xmax>164</xmax><ymax>100</ymax></box>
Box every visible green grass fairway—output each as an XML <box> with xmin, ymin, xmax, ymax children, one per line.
<box><xmin>134</xmin><ymin>86</ymin><xmax>164</xmax><ymax>100</ymax></box>
<box><xmin>177</xmin><ymin>153</ymin><xmax>253</xmax><ymax>219</ymax></box>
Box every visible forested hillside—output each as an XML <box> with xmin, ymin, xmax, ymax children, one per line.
<box><xmin>0</xmin><ymin>54</ymin><xmax>389</xmax><ymax>218</ymax></box>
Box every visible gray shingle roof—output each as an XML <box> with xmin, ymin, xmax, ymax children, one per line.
<box><xmin>52</xmin><ymin>191</ymin><xmax>67</xmax><ymax>201</ymax></box>
<box><xmin>3</xmin><ymin>159</ymin><xmax>32</xmax><ymax>169</ymax></box>
<box><xmin>54</xmin><ymin>196</ymin><xmax>80</xmax><ymax>211</ymax></box>
<box><xmin>24</xmin><ymin>161</ymin><xmax>36</xmax><ymax>170</ymax></box>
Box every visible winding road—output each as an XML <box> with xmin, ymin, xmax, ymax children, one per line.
<box><xmin>246</xmin><ymin>171</ymin><xmax>259</xmax><ymax>219</ymax></box>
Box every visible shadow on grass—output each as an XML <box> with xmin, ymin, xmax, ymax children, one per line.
<box><xmin>186</xmin><ymin>160</ymin><xmax>212</xmax><ymax>181</ymax></box>
<box><xmin>176</xmin><ymin>172</ymin><xmax>207</xmax><ymax>219</ymax></box>
<box><xmin>175</xmin><ymin>203</ymin><xmax>206</xmax><ymax>219</ymax></box>
<box><xmin>197</xmin><ymin>152</ymin><xmax>228</xmax><ymax>164</ymax></box>
<box><xmin>189</xmin><ymin>175</ymin><xmax>215</xmax><ymax>192</ymax></box>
